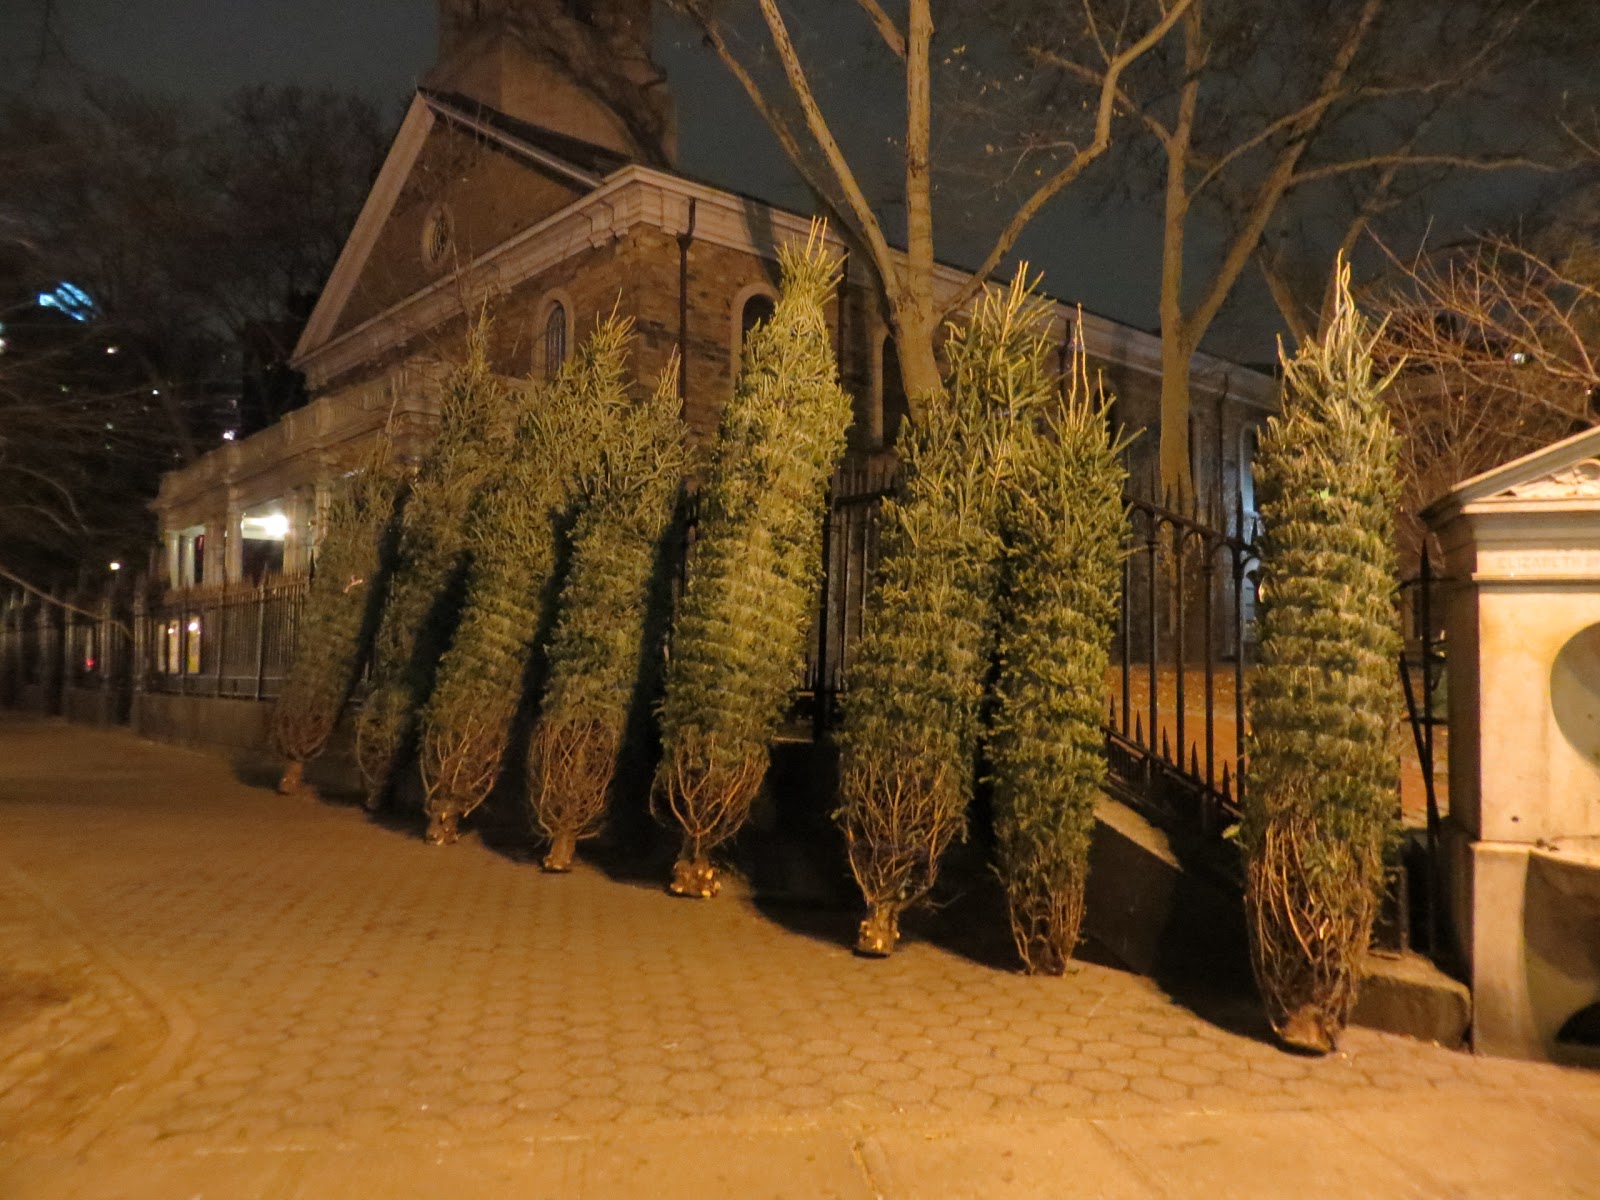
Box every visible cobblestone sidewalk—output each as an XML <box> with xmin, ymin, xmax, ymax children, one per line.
<box><xmin>1</xmin><ymin>716</ymin><xmax>1596</xmax><ymax>1197</ymax></box>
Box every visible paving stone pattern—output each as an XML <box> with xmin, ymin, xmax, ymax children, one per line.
<box><xmin>0</xmin><ymin>716</ymin><xmax>1596</xmax><ymax>1187</ymax></box>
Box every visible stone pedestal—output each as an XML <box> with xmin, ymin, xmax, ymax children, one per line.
<box><xmin>1424</xmin><ymin>428</ymin><xmax>1600</xmax><ymax>1064</ymax></box>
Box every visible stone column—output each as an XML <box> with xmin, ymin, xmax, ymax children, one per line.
<box><xmin>163</xmin><ymin>530</ymin><xmax>182</xmax><ymax>592</ymax></box>
<box><xmin>223</xmin><ymin>503</ymin><xmax>244</xmax><ymax>586</ymax></box>
<box><xmin>313</xmin><ymin>478</ymin><xmax>334</xmax><ymax>549</ymax></box>
<box><xmin>282</xmin><ymin>489</ymin><xmax>307</xmax><ymax>577</ymax></box>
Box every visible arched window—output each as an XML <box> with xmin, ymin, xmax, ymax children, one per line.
<box><xmin>880</xmin><ymin>335</ymin><xmax>910</xmax><ymax>448</ymax></box>
<box><xmin>543</xmin><ymin>302</ymin><xmax>568</xmax><ymax>379</ymax></box>
<box><xmin>1240</xmin><ymin>425</ymin><xmax>1260</xmax><ymax>524</ymax></box>
<box><xmin>739</xmin><ymin>292</ymin><xmax>776</xmax><ymax>371</ymax></box>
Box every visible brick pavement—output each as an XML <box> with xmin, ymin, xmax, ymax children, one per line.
<box><xmin>0</xmin><ymin>714</ymin><xmax>1597</xmax><ymax>1197</ymax></box>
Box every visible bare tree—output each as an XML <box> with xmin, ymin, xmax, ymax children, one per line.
<box><xmin>1372</xmin><ymin>220</ymin><xmax>1600</xmax><ymax>560</ymax></box>
<box><xmin>1031</xmin><ymin>0</ymin><xmax>1581</xmax><ymax>501</ymax></box>
<box><xmin>0</xmin><ymin>78</ymin><xmax>388</xmax><ymax>577</ymax></box>
<box><xmin>671</xmin><ymin>0</ymin><xmax>1193</xmax><ymax>402</ymax></box>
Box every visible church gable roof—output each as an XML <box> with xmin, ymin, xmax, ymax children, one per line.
<box><xmin>295</xmin><ymin>90</ymin><xmax>617</xmax><ymax>362</ymax></box>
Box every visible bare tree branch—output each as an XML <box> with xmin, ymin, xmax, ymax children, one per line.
<box><xmin>944</xmin><ymin>0</ymin><xmax>1195</xmax><ymax>320</ymax></box>
<box><xmin>851</xmin><ymin>0</ymin><xmax>906</xmax><ymax>59</ymax></box>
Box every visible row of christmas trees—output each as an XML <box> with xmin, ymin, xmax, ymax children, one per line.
<box><xmin>270</xmin><ymin>227</ymin><xmax>1401</xmax><ymax>1056</ymax></box>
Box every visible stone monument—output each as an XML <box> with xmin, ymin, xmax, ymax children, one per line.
<box><xmin>1424</xmin><ymin>424</ymin><xmax>1600</xmax><ymax>1064</ymax></box>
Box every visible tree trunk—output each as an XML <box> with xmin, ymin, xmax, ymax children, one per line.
<box><xmin>855</xmin><ymin>900</ymin><xmax>902</xmax><ymax>956</ymax></box>
<box><xmin>894</xmin><ymin>311</ymin><xmax>943</xmax><ymax>410</ymax></box>
<box><xmin>669</xmin><ymin>850</ymin><xmax>721</xmax><ymax>898</ymax></box>
<box><xmin>276</xmin><ymin>759</ymin><xmax>306</xmax><ymax>795</ymax></box>
<box><xmin>541</xmin><ymin>829</ymin><xmax>578</xmax><ymax>873</ymax></box>
<box><xmin>1158</xmin><ymin>335</ymin><xmax>1195</xmax><ymax>505</ymax></box>
<box><xmin>896</xmin><ymin>1</ymin><xmax>941</xmax><ymax>414</ymax></box>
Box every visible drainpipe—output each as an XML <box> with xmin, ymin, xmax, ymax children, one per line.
<box><xmin>836</xmin><ymin>249</ymin><xmax>849</xmax><ymax>380</ymax></box>
<box><xmin>676</xmin><ymin>198</ymin><xmax>697</xmax><ymax>418</ymax></box>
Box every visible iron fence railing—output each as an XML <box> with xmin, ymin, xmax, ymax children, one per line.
<box><xmin>136</xmin><ymin>579</ymin><xmax>308</xmax><ymax>700</ymax></box>
<box><xmin>795</xmin><ymin>470</ymin><xmax>1261</xmax><ymax>852</ymax></box>
<box><xmin>2</xmin><ymin>467</ymin><xmax>1261</xmax><ymax>860</ymax></box>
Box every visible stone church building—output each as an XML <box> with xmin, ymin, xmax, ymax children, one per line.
<box><xmin>151</xmin><ymin>0</ymin><xmax>1275</xmax><ymax>590</ymax></box>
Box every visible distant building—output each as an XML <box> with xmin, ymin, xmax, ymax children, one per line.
<box><xmin>151</xmin><ymin>0</ymin><xmax>1274</xmax><ymax>591</ymax></box>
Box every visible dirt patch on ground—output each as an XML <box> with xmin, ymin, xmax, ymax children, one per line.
<box><xmin>0</xmin><ymin>877</ymin><xmax>167</xmax><ymax>1146</ymax></box>
<box><xmin>0</xmin><ymin>968</ymin><xmax>76</xmax><ymax>1032</ymax></box>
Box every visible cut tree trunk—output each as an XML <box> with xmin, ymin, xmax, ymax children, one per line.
<box><xmin>276</xmin><ymin>759</ymin><xmax>306</xmax><ymax>795</ymax></box>
<box><xmin>542</xmin><ymin>830</ymin><xmax>578</xmax><ymax>874</ymax></box>
<box><xmin>424</xmin><ymin>810</ymin><xmax>459</xmax><ymax>846</ymax></box>
<box><xmin>669</xmin><ymin>851</ymin><xmax>721</xmax><ymax>898</ymax></box>
<box><xmin>854</xmin><ymin>901</ymin><xmax>901</xmax><ymax>957</ymax></box>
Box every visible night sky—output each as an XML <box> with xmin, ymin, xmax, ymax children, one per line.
<box><xmin>0</xmin><ymin>0</ymin><xmax>1538</xmax><ymax>363</ymax></box>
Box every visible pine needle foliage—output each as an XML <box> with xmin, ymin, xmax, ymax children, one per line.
<box><xmin>653</xmin><ymin>226</ymin><xmax>853</xmax><ymax>897</ymax></box>
<box><xmin>527</xmin><ymin>355</ymin><xmax>689</xmax><ymax>871</ymax></box>
<box><xmin>418</xmin><ymin>314</ymin><xmax>634</xmax><ymax>844</ymax></box>
<box><xmin>270</xmin><ymin>438</ymin><xmax>405</xmax><ymax>795</ymax></box>
<box><xmin>989</xmin><ymin>339</ymin><xmax>1129</xmax><ymax>975</ymax></box>
<box><xmin>834</xmin><ymin>273</ymin><xmax>1045</xmax><ymax>956</ymax></box>
<box><xmin>353</xmin><ymin>319</ymin><xmax>509</xmax><ymax>811</ymax></box>
<box><xmin>1242</xmin><ymin>261</ymin><xmax>1404</xmax><ymax>1054</ymax></box>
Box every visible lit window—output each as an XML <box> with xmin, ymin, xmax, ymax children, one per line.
<box><xmin>544</xmin><ymin>303</ymin><xmax>569</xmax><ymax>379</ymax></box>
<box><xmin>36</xmin><ymin>281</ymin><xmax>96</xmax><ymax>322</ymax></box>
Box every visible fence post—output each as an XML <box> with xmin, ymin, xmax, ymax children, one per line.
<box><xmin>98</xmin><ymin>592</ymin><xmax>112</xmax><ymax>725</ymax></box>
<box><xmin>131</xmin><ymin>581</ymin><xmax>148</xmax><ymax>704</ymax></box>
<box><xmin>55</xmin><ymin>589</ymin><xmax>71</xmax><ymax>716</ymax></box>
<box><xmin>254</xmin><ymin>586</ymin><xmax>269</xmax><ymax>701</ymax></box>
<box><xmin>215</xmin><ymin>583</ymin><xmax>227</xmax><ymax>695</ymax></box>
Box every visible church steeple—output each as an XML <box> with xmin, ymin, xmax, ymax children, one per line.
<box><xmin>429</xmin><ymin>0</ymin><xmax>676</xmax><ymax>166</ymax></box>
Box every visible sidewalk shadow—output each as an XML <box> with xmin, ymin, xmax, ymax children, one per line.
<box><xmin>1144</xmin><ymin>870</ymin><xmax>1276</xmax><ymax>1046</ymax></box>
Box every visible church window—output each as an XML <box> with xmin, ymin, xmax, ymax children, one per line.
<box><xmin>1240</xmin><ymin>425</ymin><xmax>1260</xmax><ymax>523</ymax></box>
<box><xmin>739</xmin><ymin>292</ymin><xmax>776</xmax><ymax>370</ymax></box>
<box><xmin>422</xmin><ymin>204</ymin><xmax>454</xmax><ymax>271</ymax></box>
<box><xmin>544</xmin><ymin>302</ymin><xmax>569</xmax><ymax>378</ymax></box>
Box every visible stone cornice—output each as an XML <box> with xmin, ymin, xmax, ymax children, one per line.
<box><xmin>293</xmin><ymin>163</ymin><xmax>1276</xmax><ymax>409</ymax></box>
<box><xmin>153</xmin><ymin>363</ymin><xmax>443</xmax><ymax>519</ymax></box>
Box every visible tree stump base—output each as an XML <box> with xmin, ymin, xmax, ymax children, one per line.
<box><xmin>1276</xmin><ymin>1006</ymin><xmax>1338</xmax><ymax>1055</ymax></box>
<box><xmin>424</xmin><ymin>812</ymin><xmax>459</xmax><ymax>846</ymax></box>
<box><xmin>541</xmin><ymin>832</ymin><xmax>577</xmax><ymax>873</ymax></box>
<box><xmin>276</xmin><ymin>760</ymin><xmax>308</xmax><ymax>796</ymax></box>
<box><xmin>854</xmin><ymin>905</ymin><xmax>900</xmax><ymax>957</ymax></box>
<box><xmin>668</xmin><ymin>858</ymin><xmax>720</xmax><ymax>898</ymax></box>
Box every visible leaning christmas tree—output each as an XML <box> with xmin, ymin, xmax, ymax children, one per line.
<box><xmin>418</xmin><ymin>315</ymin><xmax>633</xmax><ymax>845</ymax></box>
<box><xmin>654</xmin><ymin>226</ymin><xmax>852</xmax><ymax>897</ymax></box>
<box><xmin>527</xmin><ymin>355</ymin><xmax>688</xmax><ymax>871</ymax></box>
<box><xmin>1242</xmin><ymin>261</ymin><xmax>1404</xmax><ymax>1053</ymax></box>
<box><xmin>834</xmin><ymin>276</ymin><xmax>1036</xmax><ymax>956</ymax></box>
<box><xmin>354</xmin><ymin>321</ymin><xmax>507</xmax><ymax>811</ymax></box>
<box><xmin>989</xmin><ymin>336</ymin><xmax>1128</xmax><ymax>974</ymax></box>
<box><xmin>270</xmin><ymin>438</ymin><xmax>405</xmax><ymax>796</ymax></box>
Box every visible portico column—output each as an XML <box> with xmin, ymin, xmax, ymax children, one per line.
<box><xmin>163</xmin><ymin>530</ymin><xmax>181</xmax><ymax>591</ymax></box>
<box><xmin>224</xmin><ymin>504</ymin><xmax>244</xmax><ymax>585</ymax></box>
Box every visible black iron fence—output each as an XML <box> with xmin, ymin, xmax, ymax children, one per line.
<box><xmin>2</xmin><ymin>461</ymin><xmax>1459</xmax><ymax>965</ymax></box>
<box><xmin>2</xmin><ymin>468</ymin><xmax>1262</xmax><ymax>862</ymax></box>
<box><xmin>799</xmin><ymin>469</ymin><xmax>1260</xmax><ymax>853</ymax></box>
<box><xmin>133</xmin><ymin>580</ymin><xmax>308</xmax><ymax>700</ymax></box>
<box><xmin>3</xmin><ymin>464</ymin><xmax>1260</xmax><ymax>857</ymax></box>
<box><xmin>0</xmin><ymin>589</ymin><xmax>135</xmax><ymax>719</ymax></box>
